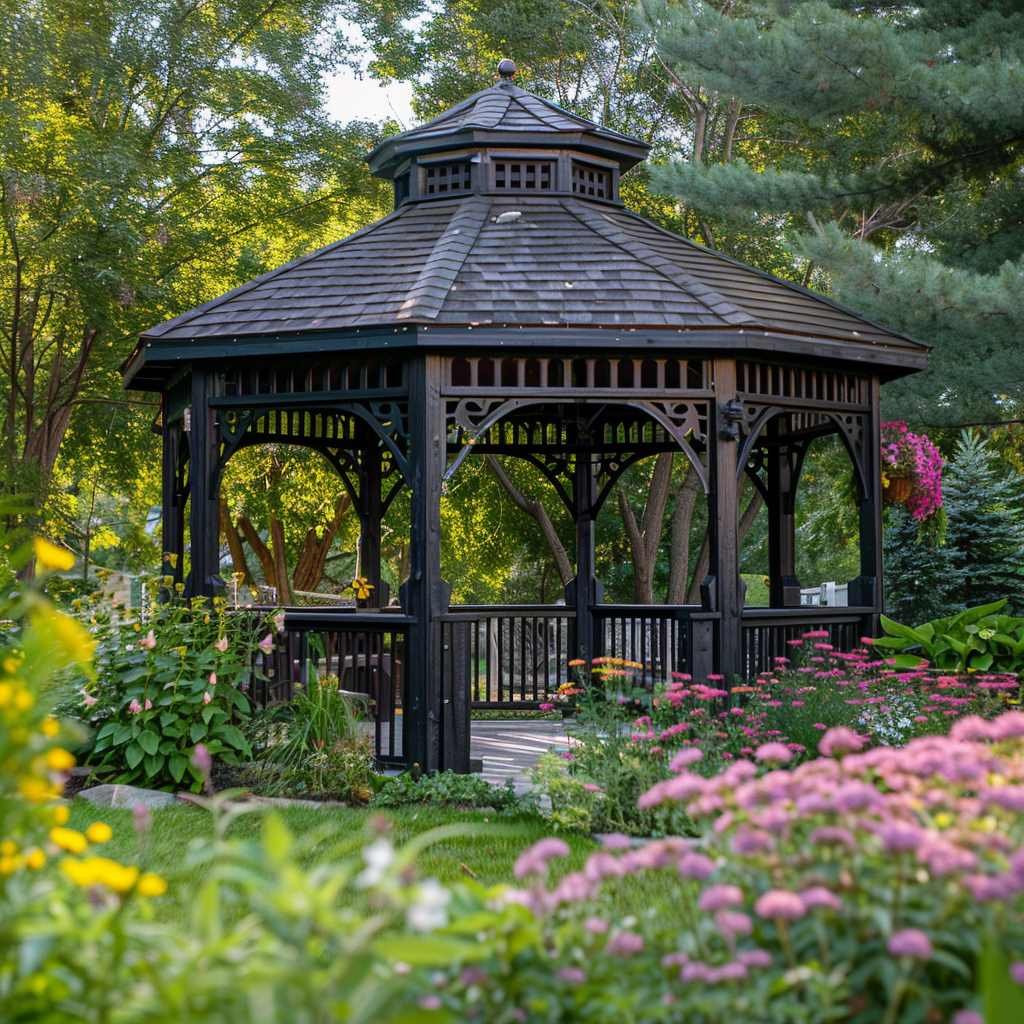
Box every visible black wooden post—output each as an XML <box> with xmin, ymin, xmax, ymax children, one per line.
<box><xmin>568</xmin><ymin>449</ymin><xmax>599</xmax><ymax>664</ymax></box>
<box><xmin>848</xmin><ymin>378</ymin><xmax>883</xmax><ymax>631</ymax></box>
<box><xmin>403</xmin><ymin>355</ymin><xmax>447</xmax><ymax>772</ymax></box>
<box><xmin>356</xmin><ymin>427</ymin><xmax>384</xmax><ymax>607</ymax></box>
<box><xmin>766</xmin><ymin>423</ymin><xmax>802</xmax><ymax>607</ymax></box>
<box><xmin>708</xmin><ymin>358</ymin><xmax>743</xmax><ymax>680</ymax></box>
<box><xmin>186</xmin><ymin>368</ymin><xmax>222</xmax><ymax>597</ymax></box>
<box><xmin>160</xmin><ymin>397</ymin><xmax>185</xmax><ymax>586</ymax></box>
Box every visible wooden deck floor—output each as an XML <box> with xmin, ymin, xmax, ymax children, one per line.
<box><xmin>470</xmin><ymin>720</ymin><xmax>571</xmax><ymax>793</ymax></box>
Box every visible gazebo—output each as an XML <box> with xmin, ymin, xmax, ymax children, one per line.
<box><xmin>124</xmin><ymin>61</ymin><xmax>928</xmax><ymax>772</ymax></box>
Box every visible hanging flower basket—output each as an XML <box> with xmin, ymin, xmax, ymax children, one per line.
<box><xmin>884</xmin><ymin>474</ymin><xmax>913</xmax><ymax>504</ymax></box>
<box><xmin>880</xmin><ymin>422</ymin><xmax>944</xmax><ymax>522</ymax></box>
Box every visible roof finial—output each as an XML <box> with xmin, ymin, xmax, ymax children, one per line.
<box><xmin>497</xmin><ymin>58</ymin><xmax>517</xmax><ymax>81</ymax></box>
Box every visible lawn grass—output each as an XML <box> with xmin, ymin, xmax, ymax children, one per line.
<box><xmin>67</xmin><ymin>799</ymin><xmax>690</xmax><ymax>930</ymax></box>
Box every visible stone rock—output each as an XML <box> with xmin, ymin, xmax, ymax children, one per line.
<box><xmin>77</xmin><ymin>784</ymin><xmax>178</xmax><ymax>810</ymax></box>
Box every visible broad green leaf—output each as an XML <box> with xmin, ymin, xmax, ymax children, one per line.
<box><xmin>125</xmin><ymin>742</ymin><xmax>144</xmax><ymax>769</ymax></box>
<box><xmin>138</xmin><ymin>730</ymin><xmax>159</xmax><ymax>756</ymax></box>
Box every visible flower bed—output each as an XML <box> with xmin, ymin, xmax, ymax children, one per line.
<box><xmin>532</xmin><ymin>638</ymin><xmax>1020</xmax><ymax>835</ymax></box>
<box><xmin>492</xmin><ymin>717</ymin><xmax>1024</xmax><ymax>1022</ymax></box>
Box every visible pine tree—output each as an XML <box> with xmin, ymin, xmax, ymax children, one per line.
<box><xmin>639</xmin><ymin>0</ymin><xmax>1024</xmax><ymax>427</ymax></box>
<box><xmin>883</xmin><ymin>507</ymin><xmax>959</xmax><ymax>623</ymax></box>
<box><xmin>943</xmin><ymin>431</ymin><xmax>1024</xmax><ymax>612</ymax></box>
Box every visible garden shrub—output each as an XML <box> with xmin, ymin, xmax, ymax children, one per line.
<box><xmin>70</xmin><ymin>584</ymin><xmax>275</xmax><ymax>791</ymax></box>
<box><xmin>873</xmin><ymin>598</ymin><xmax>1024</xmax><ymax>674</ymax></box>
<box><xmin>372</xmin><ymin>770</ymin><xmax>528</xmax><ymax>813</ymax></box>
<box><xmin>247</xmin><ymin>674</ymin><xmax>376</xmax><ymax>801</ymax></box>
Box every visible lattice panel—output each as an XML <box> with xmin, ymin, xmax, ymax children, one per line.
<box><xmin>493</xmin><ymin>160</ymin><xmax>554</xmax><ymax>191</ymax></box>
<box><xmin>423</xmin><ymin>161</ymin><xmax>472</xmax><ymax>195</ymax></box>
<box><xmin>572</xmin><ymin>161</ymin><xmax>612</xmax><ymax>199</ymax></box>
<box><xmin>445</xmin><ymin>355</ymin><xmax>710</xmax><ymax>394</ymax></box>
<box><xmin>737</xmin><ymin>360</ymin><xmax>869</xmax><ymax>407</ymax></box>
<box><xmin>222</xmin><ymin>358</ymin><xmax>406</xmax><ymax>399</ymax></box>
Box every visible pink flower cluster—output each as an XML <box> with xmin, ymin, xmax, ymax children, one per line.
<box><xmin>881</xmin><ymin>420</ymin><xmax>944</xmax><ymax>521</ymax></box>
<box><xmin>514</xmin><ymin>710</ymin><xmax>1024</xmax><ymax>1018</ymax></box>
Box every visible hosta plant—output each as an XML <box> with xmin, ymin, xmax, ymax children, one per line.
<box><xmin>872</xmin><ymin>599</ymin><xmax>1024</xmax><ymax>674</ymax></box>
<box><xmin>72</xmin><ymin>583</ymin><xmax>278</xmax><ymax>791</ymax></box>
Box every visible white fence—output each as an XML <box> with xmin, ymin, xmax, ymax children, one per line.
<box><xmin>799</xmin><ymin>581</ymin><xmax>849</xmax><ymax>608</ymax></box>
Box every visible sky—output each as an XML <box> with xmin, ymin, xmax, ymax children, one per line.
<box><xmin>325</xmin><ymin>66</ymin><xmax>416</xmax><ymax>128</ymax></box>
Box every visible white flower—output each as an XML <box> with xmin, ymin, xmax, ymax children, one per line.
<box><xmin>406</xmin><ymin>879</ymin><xmax>450</xmax><ymax>932</ymax></box>
<box><xmin>357</xmin><ymin>838</ymin><xmax>395</xmax><ymax>888</ymax></box>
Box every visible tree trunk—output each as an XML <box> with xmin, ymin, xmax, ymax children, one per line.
<box><xmin>668</xmin><ymin>466</ymin><xmax>701</xmax><ymax>604</ymax></box>
<box><xmin>485</xmin><ymin>455</ymin><xmax>573</xmax><ymax>586</ymax></box>
<box><xmin>219</xmin><ymin>499</ymin><xmax>252</xmax><ymax>583</ymax></box>
<box><xmin>238</xmin><ymin>515</ymin><xmax>277</xmax><ymax>590</ymax></box>
<box><xmin>686</xmin><ymin>488</ymin><xmax>764</xmax><ymax>605</ymax></box>
<box><xmin>292</xmin><ymin>492</ymin><xmax>351</xmax><ymax>592</ymax></box>
<box><xmin>269</xmin><ymin>514</ymin><xmax>292</xmax><ymax>604</ymax></box>
<box><xmin>616</xmin><ymin>452</ymin><xmax>674</xmax><ymax>604</ymax></box>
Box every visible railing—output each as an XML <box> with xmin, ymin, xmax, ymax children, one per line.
<box><xmin>248</xmin><ymin>607</ymin><xmax>412</xmax><ymax>765</ymax></box>
<box><xmin>592</xmin><ymin>604</ymin><xmax>698</xmax><ymax>682</ymax></box>
<box><xmin>740</xmin><ymin>607</ymin><xmax>873</xmax><ymax>678</ymax></box>
<box><xmin>799</xmin><ymin>581</ymin><xmax>849</xmax><ymax>608</ymax></box>
<box><xmin>442</xmin><ymin>605</ymin><xmax>575</xmax><ymax>708</ymax></box>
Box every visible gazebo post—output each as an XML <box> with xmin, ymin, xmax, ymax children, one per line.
<box><xmin>848</xmin><ymin>377</ymin><xmax>884</xmax><ymax>630</ymax></box>
<box><xmin>186</xmin><ymin>367</ymin><xmax>221</xmax><ymax>598</ymax></box>
<box><xmin>355</xmin><ymin>429</ymin><xmax>384</xmax><ymax>607</ymax></box>
<box><xmin>709</xmin><ymin>358</ymin><xmax>743</xmax><ymax>680</ymax></box>
<box><xmin>160</xmin><ymin>397</ymin><xmax>185</xmax><ymax>586</ymax></box>
<box><xmin>766</xmin><ymin>420</ymin><xmax>802</xmax><ymax>607</ymax></box>
<box><xmin>403</xmin><ymin>355</ymin><xmax>447</xmax><ymax>772</ymax></box>
<box><xmin>569</xmin><ymin>449</ymin><xmax>599</xmax><ymax>664</ymax></box>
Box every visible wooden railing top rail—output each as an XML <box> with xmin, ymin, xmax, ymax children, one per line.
<box><xmin>741</xmin><ymin>606</ymin><xmax>873</xmax><ymax>621</ymax></box>
<box><xmin>244</xmin><ymin>607</ymin><xmax>414</xmax><ymax>629</ymax></box>
<box><xmin>590</xmin><ymin>603</ymin><xmax>701</xmax><ymax>614</ymax></box>
<box><xmin>448</xmin><ymin>603</ymin><xmax>574</xmax><ymax>614</ymax></box>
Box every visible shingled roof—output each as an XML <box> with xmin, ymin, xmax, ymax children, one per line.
<box><xmin>366</xmin><ymin>79</ymin><xmax>649</xmax><ymax>177</ymax></box>
<box><xmin>141</xmin><ymin>194</ymin><xmax>924</xmax><ymax>357</ymax></box>
<box><xmin>132</xmin><ymin>66</ymin><xmax>927</xmax><ymax>384</ymax></box>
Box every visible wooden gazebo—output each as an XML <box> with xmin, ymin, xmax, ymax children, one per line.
<box><xmin>124</xmin><ymin>60</ymin><xmax>928</xmax><ymax>772</ymax></box>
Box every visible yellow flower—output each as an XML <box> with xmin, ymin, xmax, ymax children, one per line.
<box><xmin>29</xmin><ymin>607</ymin><xmax>95</xmax><ymax>672</ymax></box>
<box><xmin>85</xmin><ymin>821</ymin><xmax>112</xmax><ymax>844</ymax></box>
<box><xmin>14</xmin><ymin>689</ymin><xmax>33</xmax><ymax>711</ymax></box>
<box><xmin>52</xmin><ymin>805</ymin><xmax>70</xmax><ymax>826</ymax></box>
<box><xmin>0</xmin><ymin>856</ymin><xmax>20</xmax><ymax>875</ymax></box>
<box><xmin>33</xmin><ymin>537</ymin><xmax>75</xmax><ymax>572</ymax></box>
<box><xmin>46</xmin><ymin>748</ymin><xmax>75</xmax><ymax>772</ymax></box>
<box><xmin>42</xmin><ymin>717</ymin><xmax>60</xmax><ymax>738</ymax></box>
<box><xmin>24</xmin><ymin>848</ymin><xmax>46</xmax><ymax>870</ymax></box>
<box><xmin>137</xmin><ymin>872</ymin><xmax>168</xmax><ymax>897</ymax></box>
<box><xmin>60</xmin><ymin>856</ymin><xmax>139</xmax><ymax>893</ymax></box>
<box><xmin>19</xmin><ymin>777</ymin><xmax>58</xmax><ymax>802</ymax></box>
<box><xmin>0</xmin><ymin>840</ymin><xmax>15</xmax><ymax>856</ymax></box>
<box><xmin>49</xmin><ymin>827</ymin><xmax>88</xmax><ymax>854</ymax></box>
<box><xmin>0</xmin><ymin>682</ymin><xmax>11</xmax><ymax>706</ymax></box>
<box><xmin>2</xmin><ymin>655</ymin><xmax>21</xmax><ymax>673</ymax></box>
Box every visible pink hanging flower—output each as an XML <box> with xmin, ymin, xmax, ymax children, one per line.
<box><xmin>139</xmin><ymin>630</ymin><xmax>157</xmax><ymax>651</ymax></box>
<box><xmin>273</xmin><ymin>611</ymin><xmax>286</xmax><ymax>634</ymax></box>
<box><xmin>202</xmin><ymin>690</ymin><xmax>212</xmax><ymax>705</ymax></box>
<box><xmin>215</xmin><ymin>636</ymin><xmax>229</xmax><ymax>653</ymax></box>
<box><xmin>127</xmin><ymin>698</ymin><xmax>143</xmax><ymax>714</ymax></box>
<box><xmin>258</xmin><ymin>633</ymin><xmax>274</xmax><ymax>655</ymax></box>
<box><xmin>143</xmin><ymin>698</ymin><xmax>153</xmax><ymax>711</ymax></box>
<box><xmin>208</xmin><ymin>672</ymin><xmax>217</xmax><ymax>686</ymax></box>
<box><xmin>81</xmin><ymin>689</ymin><xmax>98</xmax><ymax>708</ymax></box>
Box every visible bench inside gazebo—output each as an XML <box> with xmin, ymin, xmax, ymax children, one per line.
<box><xmin>123</xmin><ymin>60</ymin><xmax>928</xmax><ymax>773</ymax></box>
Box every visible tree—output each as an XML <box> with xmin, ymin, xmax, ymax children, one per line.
<box><xmin>640</xmin><ymin>0</ymin><xmax>1024</xmax><ymax>427</ymax></box>
<box><xmin>883</xmin><ymin>507</ymin><xmax>959</xmax><ymax>623</ymax></box>
<box><xmin>0</xmin><ymin>0</ymin><xmax>389</xmax><ymax>513</ymax></box>
<box><xmin>943</xmin><ymin>431</ymin><xmax>1024</xmax><ymax>612</ymax></box>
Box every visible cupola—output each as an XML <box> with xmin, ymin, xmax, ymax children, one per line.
<box><xmin>366</xmin><ymin>59</ymin><xmax>651</xmax><ymax>208</ymax></box>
